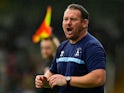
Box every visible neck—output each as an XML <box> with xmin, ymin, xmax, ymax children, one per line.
<box><xmin>69</xmin><ymin>30</ymin><xmax>88</xmax><ymax>44</ymax></box>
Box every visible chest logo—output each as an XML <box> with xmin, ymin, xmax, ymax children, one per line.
<box><xmin>60</xmin><ymin>51</ymin><xmax>64</xmax><ymax>57</ymax></box>
<box><xmin>74</xmin><ymin>48</ymin><xmax>82</xmax><ymax>57</ymax></box>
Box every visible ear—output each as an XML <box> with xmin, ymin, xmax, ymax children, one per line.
<box><xmin>82</xmin><ymin>19</ymin><xmax>89</xmax><ymax>28</ymax></box>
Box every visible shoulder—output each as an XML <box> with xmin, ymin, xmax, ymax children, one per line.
<box><xmin>61</xmin><ymin>40</ymin><xmax>69</xmax><ymax>45</ymax></box>
<box><xmin>84</xmin><ymin>34</ymin><xmax>106</xmax><ymax>62</ymax></box>
<box><xmin>86</xmin><ymin>33</ymin><xmax>104</xmax><ymax>48</ymax></box>
<box><xmin>82</xmin><ymin>33</ymin><xmax>106</xmax><ymax>55</ymax></box>
<box><xmin>58</xmin><ymin>40</ymin><xmax>69</xmax><ymax>49</ymax></box>
<box><xmin>56</xmin><ymin>40</ymin><xmax>69</xmax><ymax>53</ymax></box>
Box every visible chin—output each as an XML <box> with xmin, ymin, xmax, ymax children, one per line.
<box><xmin>66</xmin><ymin>35</ymin><xmax>73</xmax><ymax>39</ymax></box>
<box><xmin>66</xmin><ymin>37</ymin><xmax>71</xmax><ymax>40</ymax></box>
<box><xmin>66</xmin><ymin>36</ymin><xmax>74</xmax><ymax>40</ymax></box>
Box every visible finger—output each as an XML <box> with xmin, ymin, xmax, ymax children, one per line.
<box><xmin>49</xmin><ymin>78</ymin><xmax>56</xmax><ymax>87</ymax></box>
<box><xmin>35</xmin><ymin>79</ymin><xmax>42</xmax><ymax>82</ymax></box>
<box><xmin>48</xmin><ymin>75</ymin><xmax>57</xmax><ymax>87</ymax></box>
<box><xmin>35</xmin><ymin>82</ymin><xmax>42</xmax><ymax>88</ymax></box>
<box><xmin>36</xmin><ymin>85</ymin><xmax>42</xmax><ymax>88</ymax></box>
<box><xmin>49</xmin><ymin>77</ymin><xmax>56</xmax><ymax>84</ymax></box>
<box><xmin>35</xmin><ymin>78</ymin><xmax>42</xmax><ymax>83</ymax></box>
<box><xmin>35</xmin><ymin>83</ymin><xmax>42</xmax><ymax>88</ymax></box>
<box><xmin>51</xmin><ymin>82</ymin><xmax>57</xmax><ymax>88</ymax></box>
<box><xmin>35</xmin><ymin>81</ymin><xmax>43</xmax><ymax>88</ymax></box>
<box><xmin>48</xmin><ymin>75</ymin><xmax>56</xmax><ymax>82</ymax></box>
<box><xmin>48</xmin><ymin>75</ymin><xmax>54</xmax><ymax>81</ymax></box>
<box><xmin>36</xmin><ymin>76</ymin><xmax>41</xmax><ymax>81</ymax></box>
<box><xmin>43</xmin><ymin>76</ymin><xmax>48</xmax><ymax>82</ymax></box>
<box><xmin>35</xmin><ymin>81</ymin><xmax>43</xmax><ymax>85</ymax></box>
<box><xmin>35</xmin><ymin>78</ymin><xmax>43</xmax><ymax>86</ymax></box>
<box><xmin>36</xmin><ymin>75</ymin><xmax>45</xmax><ymax>80</ymax></box>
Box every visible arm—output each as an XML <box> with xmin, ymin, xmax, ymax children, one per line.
<box><xmin>44</xmin><ymin>70</ymin><xmax>54</xmax><ymax>78</ymax></box>
<box><xmin>70</xmin><ymin>42</ymin><xmax>106</xmax><ymax>88</ymax></box>
<box><xmin>48</xmin><ymin>69</ymin><xmax>105</xmax><ymax>88</ymax></box>
<box><xmin>70</xmin><ymin>69</ymin><xmax>106</xmax><ymax>88</ymax></box>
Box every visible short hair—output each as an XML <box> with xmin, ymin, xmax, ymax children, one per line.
<box><xmin>40</xmin><ymin>36</ymin><xmax>60</xmax><ymax>52</ymax></box>
<box><xmin>66</xmin><ymin>4</ymin><xmax>89</xmax><ymax>20</ymax></box>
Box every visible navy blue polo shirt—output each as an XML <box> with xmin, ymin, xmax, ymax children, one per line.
<box><xmin>50</xmin><ymin>33</ymin><xmax>106</xmax><ymax>93</ymax></box>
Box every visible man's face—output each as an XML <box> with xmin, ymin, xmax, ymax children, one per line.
<box><xmin>40</xmin><ymin>40</ymin><xmax>54</xmax><ymax>59</ymax></box>
<box><xmin>62</xmin><ymin>9</ymin><xmax>84</xmax><ymax>40</ymax></box>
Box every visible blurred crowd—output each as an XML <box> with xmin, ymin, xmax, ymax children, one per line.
<box><xmin>0</xmin><ymin>35</ymin><xmax>40</xmax><ymax>93</ymax></box>
<box><xmin>0</xmin><ymin>29</ymin><xmax>60</xmax><ymax>93</ymax></box>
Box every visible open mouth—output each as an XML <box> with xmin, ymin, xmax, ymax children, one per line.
<box><xmin>66</xmin><ymin>27</ymin><xmax>73</xmax><ymax>35</ymax></box>
<box><xmin>67</xmin><ymin>28</ymin><xmax>72</xmax><ymax>32</ymax></box>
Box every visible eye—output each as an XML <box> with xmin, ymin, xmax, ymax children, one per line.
<box><xmin>63</xmin><ymin>17</ymin><xmax>68</xmax><ymax>21</ymax></box>
<box><xmin>70</xmin><ymin>18</ymin><xmax>78</xmax><ymax>21</ymax></box>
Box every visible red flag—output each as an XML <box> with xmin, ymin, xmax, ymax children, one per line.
<box><xmin>32</xmin><ymin>6</ymin><xmax>52</xmax><ymax>43</ymax></box>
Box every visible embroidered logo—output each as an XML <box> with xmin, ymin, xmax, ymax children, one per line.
<box><xmin>74</xmin><ymin>48</ymin><xmax>82</xmax><ymax>57</ymax></box>
<box><xmin>60</xmin><ymin>51</ymin><xmax>64</xmax><ymax>57</ymax></box>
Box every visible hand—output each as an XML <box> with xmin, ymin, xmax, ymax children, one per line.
<box><xmin>35</xmin><ymin>75</ymin><xmax>50</xmax><ymax>88</ymax></box>
<box><xmin>48</xmin><ymin>74</ymin><xmax>67</xmax><ymax>88</ymax></box>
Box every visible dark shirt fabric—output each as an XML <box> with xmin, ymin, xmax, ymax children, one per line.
<box><xmin>50</xmin><ymin>33</ymin><xmax>106</xmax><ymax>93</ymax></box>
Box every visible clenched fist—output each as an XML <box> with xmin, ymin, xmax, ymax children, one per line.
<box><xmin>35</xmin><ymin>75</ymin><xmax>50</xmax><ymax>88</ymax></box>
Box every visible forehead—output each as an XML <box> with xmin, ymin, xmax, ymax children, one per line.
<box><xmin>63</xmin><ymin>9</ymin><xmax>81</xmax><ymax>18</ymax></box>
<box><xmin>40</xmin><ymin>40</ymin><xmax>53</xmax><ymax>47</ymax></box>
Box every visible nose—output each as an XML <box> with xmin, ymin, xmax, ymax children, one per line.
<box><xmin>66</xmin><ymin>19</ymin><xmax>72</xmax><ymax>26</ymax></box>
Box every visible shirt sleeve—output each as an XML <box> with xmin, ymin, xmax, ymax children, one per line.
<box><xmin>85</xmin><ymin>42</ymin><xmax>106</xmax><ymax>72</ymax></box>
<box><xmin>49</xmin><ymin>54</ymin><xmax>58</xmax><ymax>74</ymax></box>
<box><xmin>49</xmin><ymin>46</ymin><xmax>61</xmax><ymax>74</ymax></box>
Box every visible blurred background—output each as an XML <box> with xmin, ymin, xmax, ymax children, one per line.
<box><xmin>0</xmin><ymin>0</ymin><xmax>124</xmax><ymax>93</ymax></box>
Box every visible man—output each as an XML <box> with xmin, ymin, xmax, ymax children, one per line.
<box><xmin>35</xmin><ymin>4</ymin><xmax>106</xmax><ymax>93</ymax></box>
<box><xmin>37</xmin><ymin>36</ymin><xmax>60</xmax><ymax>93</ymax></box>
<box><xmin>40</xmin><ymin>36</ymin><xmax>60</xmax><ymax>74</ymax></box>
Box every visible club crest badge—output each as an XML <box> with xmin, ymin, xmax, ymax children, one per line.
<box><xmin>74</xmin><ymin>48</ymin><xmax>82</xmax><ymax>57</ymax></box>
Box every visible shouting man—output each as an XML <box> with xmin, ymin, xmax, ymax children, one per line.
<box><xmin>35</xmin><ymin>4</ymin><xmax>106</xmax><ymax>93</ymax></box>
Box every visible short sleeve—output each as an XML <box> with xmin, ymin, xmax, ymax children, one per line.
<box><xmin>49</xmin><ymin>51</ymin><xmax>58</xmax><ymax>74</ymax></box>
<box><xmin>85</xmin><ymin>42</ymin><xmax>106</xmax><ymax>72</ymax></box>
